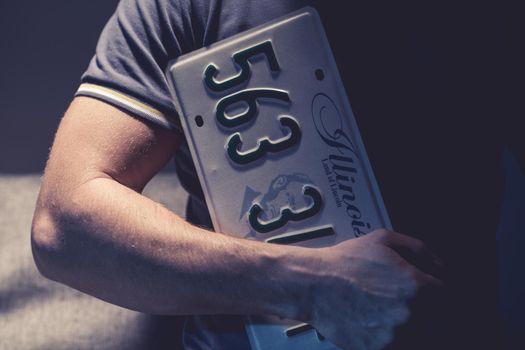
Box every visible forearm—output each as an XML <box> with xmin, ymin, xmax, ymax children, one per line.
<box><xmin>32</xmin><ymin>176</ymin><xmax>314</xmax><ymax>320</ymax></box>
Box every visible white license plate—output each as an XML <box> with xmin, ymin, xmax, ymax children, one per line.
<box><xmin>166</xmin><ymin>7</ymin><xmax>391</xmax><ymax>350</ymax></box>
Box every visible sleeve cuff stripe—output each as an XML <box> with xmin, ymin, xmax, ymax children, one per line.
<box><xmin>76</xmin><ymin>83</ymin><xmax>174</xmax><ymax>129</ymax></box>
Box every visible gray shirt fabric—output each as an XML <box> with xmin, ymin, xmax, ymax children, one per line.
<box><xmin>76</xmin><ymin>0</ymin><xmax>521</xmax><ymax>349</ymax></box>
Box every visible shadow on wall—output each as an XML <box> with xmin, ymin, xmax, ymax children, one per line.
<box><xmin>0</xmin><ymin>1</ymin><xmax>120</xmax><ymax>173</ymax></box>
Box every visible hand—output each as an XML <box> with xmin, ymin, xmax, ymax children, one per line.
<box><xmin>304</xmin><ymin>229</ymin><xmax>443</xmax><ymax>350</ymax></box>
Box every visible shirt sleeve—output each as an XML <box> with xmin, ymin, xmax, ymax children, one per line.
<box><xmin>75</xmin><ymin>0</ymin><xmax>191</xmax><ymax>132</ymax></box>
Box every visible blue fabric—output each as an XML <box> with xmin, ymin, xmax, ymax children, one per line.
<box><xmin>183</xmin><ymin>315</ymin><xmax>251</xmax><ymax>350</ymax></box>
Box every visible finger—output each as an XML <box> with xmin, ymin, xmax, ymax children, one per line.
<box><xmin>382</xmin><ymin>231</ymin><xmax>431</xmax><ymax>256</ymax></box>
<box><xmin>402</xmin><ymin>259</ymin><xmax>444</xmax><ymax>287</ymax></box>
<box><xmin>416</xmin><ymin>270</ymin><xmax>444</xmax><ymax>288</ymax></box>
<box><xmin>390</xmin><ymin>257</ymin><xmax>444</xmax><ymax>298</ymax></box>
<box><xmin>382</xmin><ymin>231</ymin><xmax>444</xmax><ymax>277</ymax></box>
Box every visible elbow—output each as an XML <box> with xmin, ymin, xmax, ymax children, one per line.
<box><xmin>31</xmin><ymin>207</ymin><xmax>67</xmax><ymax>282</ymax></box>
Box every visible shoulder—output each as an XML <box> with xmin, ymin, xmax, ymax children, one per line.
<box><xmin>113</xmin><ymin>0</ymin><xmax>306</xmax><ymax>48</ymax></box>
<box><xmin>184</xmin><ymin>0</ymin><xmax>307</xmax><ymax>46</ymax></box>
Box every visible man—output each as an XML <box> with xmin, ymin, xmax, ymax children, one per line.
<box><xmin>31</xmin><ymin>0</ymin><xmax>521</xmax><ymax>349</ymax></box>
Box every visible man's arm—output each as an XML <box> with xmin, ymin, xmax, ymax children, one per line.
<box><xmin>32</xmin><ymin>97</ymin><xmax>442</xmax><ymax>349</ymax></box>
<box><xmin>31</xmin><ymin>96</ymin><xmax>306</xmax><ymax>317</ymax></box>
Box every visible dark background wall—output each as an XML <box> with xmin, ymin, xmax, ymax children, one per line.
<box><xmin>0</xmin><ymin>1</ymin><xmax>119</xmax><ymax>173</ymax></box>
<box><xmin>0</xmin><ymin>0</ymin><xmax>523</xmax><ymax>347</ymax></box>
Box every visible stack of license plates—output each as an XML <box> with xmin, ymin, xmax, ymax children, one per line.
<box><xmin>166</xmin><ymin>7</ymin><xmax>391</xmax><ymax>350</ymax></box>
